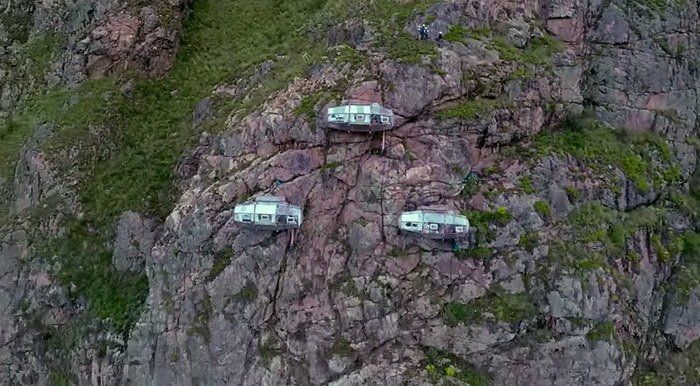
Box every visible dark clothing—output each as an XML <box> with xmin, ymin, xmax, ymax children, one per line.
<box><xmin>418</xmin><ymin>26</ymin><xmax>429</xmax><ymax>40</ymax></box>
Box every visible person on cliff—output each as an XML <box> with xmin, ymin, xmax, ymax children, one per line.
<box><xmin>418</xmin><ymin>24</ymin><xmax>429</xmax><ymax>40</ymax></box>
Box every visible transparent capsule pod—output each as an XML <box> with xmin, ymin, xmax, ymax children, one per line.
<box><xmin>233</xmin><ymin>195</ymin><xmax>303</xmax><ymax>230</ymax></box>
<box><xmin>398</xmin><ymin>209</ymin><xmax>469</xmax><ymax>239</ymax></box>
<box><xmin>326</xmin><ymin>100</ymin><xmax>396</xmax><ymax>132</ymax></box>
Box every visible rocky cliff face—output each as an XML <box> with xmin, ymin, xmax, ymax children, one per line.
<box><xmin>0</xmin><ymin>0</ymin><xmax>698</xmax><ymax>385</ymax></box>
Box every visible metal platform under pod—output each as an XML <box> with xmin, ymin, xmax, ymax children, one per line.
<box><xmin>233</xmin><ymin>195</ymin><xmax>303</xmax><ymax>230</ymax></box>
<box><xmin>326</xmin><ymin>100</ymin><xmax>396</xmax><ymax>132</ymax></box>
<box><xmin>398</xmin><ymin>209</ymin><xmax>469</xmax><ymax>239</ymax></box>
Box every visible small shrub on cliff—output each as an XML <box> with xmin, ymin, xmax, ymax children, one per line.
<box><xmin>207</xmin><ymin>248</ymin><xmax>235</xmax><ymax>282</ymax></box>
<box><xmin>464</xmin><ymin>207</ymin><xmax>512</xmax><ymax>245</ymax></box>
<box><xmin>443</xmin><ymin>292</ymin><xmax>538</xmax><ymax>326</ymax></box>
<box><xmin>519</xmin><ymin>231</ymin><xmax>540</xmax><ymax>252</ymax></box>
<box><xmin>534</xmin><ymin>200</ymin><xmax>552</xmax><ymax>218</ymax></box>
<box><xmin>519</xmin><ymin>176</ymin><xmax>535</xmax><ymax>194</ymax></box>
<box><xmin>532</xmin><ymin>118</ymin><xmax>681</xmax><ymax>193</ymax></box>
<box><xmin>674</xmin><ymin>232</ymin><xmax>700</xmax><ymax>303</ymax></box>
<box><xmin>331</xmin><ymin>336</ymin><xmax>355</xmax><ymax>357</ymax></box>
<box><xmin>586</xmin><ymin>321</ymin><xmax>615</xmax><ymax>342</ymax></box>
<box><xmin>443</xmin><ymin>25</ymin><xmax>467</xmax><ymax>43</ymax></box>
<box><xmin>293</xmin><ymin>93</ymin><xmax>323</xmax><ymax>121</ymax></box>
<box><xmin>424</xmin><ymin>348</ymin><xmax>491</xmax><ymax>386</ymax></box>
<box><xmin>437</xmin><ymin>98</ymin><xmax>500</xmax><ymax>120</ymax></box>
<box><xmin>490</xmin><ymin>34</ymin><xmax>563</xmax><ymax>65</ymax></box>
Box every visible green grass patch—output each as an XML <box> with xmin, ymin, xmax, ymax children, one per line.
<box><xmin>631</xmin><ymin>0</ymin><xmax>671</xmax><ymax>11</ymax></box>
<box><xmin>207</xmin><ymin>249</ymin><xmax>235</xmax><ymax>282</ymax></box>
<box><xmin>507</xmin><ymin>66</ymin><xmax>536</xmax><ymax>80</ymax></box>
<box><xmin>674</xmin><ymin>232</ymin><xmax>700</xmax><ymax>304</ymax></box>
<box><xmin>565</xmin><ymin>186</ymin><xmax>581</xmax><ymax>201</ymax></box>
<box><xmin>320</xmin><ymin>161</ymin><xmax>342</xmax><ymax>171</ymax></box>
<box><xmin>633</xmin><ymin>340</ymin><xmax>700</xmax><ymax>385</ymax></box>
<box><xmin>576</xmin><ymin>258</ymin><xmax>607</xmax><ymax>271</ymax></box>
<box><xmin>460</xmin><ymin>171</ymin><xmax>480</xmax><ymax>197</ymax></box>
<box><xmin>464</xmin><ymin>207</ymin><xmax>512</xmax><ymax>245</ymax></box>
<box><xmin>454</xmin><ymin>246</ymin><xmax>493</xmax><ymax>259</ymax></box>
<box><xmin>519</xmin><ymin>231</ymin><xmax>539</xmax><ymax>252</ymax></box>
<box><xmin>331</xmin><ymin>336</ymin><xmax>355</xmax><ymax>356</ymax></box>
<box><xmin>443</xmin><ymin>25</ymin><xmax>467</xmax><ymax>43</ymax></box>
<box><xmin>388</xmin><ymin>246</ymin><xmax>409</xmax><ymax>258</ymax></box>
<box><xmin>519</xmin><ymin>176</ymin><xmax>535</xmax><ymax>194</ymax></box>
<box><xmin>586</xmin><ymin>321</ymin><xmax>615</xmax><ymax>342</ymax></box>
<box><xmin>233</xmin><ymin>283</ymin><xmax>258</xmax><ymax>303</ymax></box>
<box><xmin>258</xmin><ymin>334</ymin><xmax>283</xmax><ymax>368</ymax></box>
<box><xmin>386</xmin><ymin>33</ymin><xmax>437</xmax><ymax>64</ymax></box>
<box><xmin>531</xmin><ymin>117</ymin><xmax>681</xmax><ymax>192</ymax></box>
<box><xmin>45</xmin><ymin>220</ymin><xmax>149</xmax><ymax>336</ymax></box>
<box><xmin>533</xmin><ymin>200</ymin><xmax>552</xmax><ymax>218</ymax></box>
<box><xmin>333</xmin><ymin>45</ymin><xmax>367</xmax><ymax>69</ymax></box>
<box><xmin>443</xmin><ymin>25</ymin><xmax>492</xmax><ymax>44</ymax></box>
<box><xmin>48</xmin><ymin>370</ymin><xmax>75</xmax><ymax>386</ymax></box>
<box><xmin>490</xmin><ymin>34</ymin><xmax>564</xmax><ymax>65</ymax></box>
<box><xmin>443</xmin><ymin>292</ymin><xmax>538</xmax><ymax>326</ymax></box>
<box><xmin>437</xmin><ymin>98</ymin><xmax>500</xmax><ymax>120</ymax></box>
<box><xmin>424</xmin><ymin>348</ymin><xmax>491</xmax><ymax>386</ymax></box>
<box><xmin>547</xmin><ymin>202</ymin><xmax>679</xmax><ymax>278</ymax></box>
<box><xmin>491</xmin><ymin>37</ymin><xmax>521</xmax><ymax>61</ymax></box>
<box><xmin>318</xmin><ymin>0</ymin><xmax>439</xmax><ymax>64</ymax></box>
<box><xmin>293</xmin><ymin>92</ymin><xmax>324</xmax><ymax>121</ymax></box>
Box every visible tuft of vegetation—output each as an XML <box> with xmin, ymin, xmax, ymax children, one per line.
<box><xmin>293</xmin><ymin>92</ymin><xmax>323</xmax><ymax>121</ymax></box>
<box><xmin>673</xmin><ymin>232</ymin><xmax>700</xmax><ymax>304</ymax></box>
<box><xmin>320</xmin><ymin>161</ymin><xmax>342</xmax><ymax>171</ymax></box>
<box><xmin>207</xmin><ymin>249</ymin><xmax>235</xmax><ymax>282</ymax></box>
<box><xmin>259</xmin><ymin>334</ymin><xmax>283</xmax><ymax>368</ymax></box>
<box><xmin>44</xmin><ymin>221</ymin><xmax>149</xmax><ymax>337</ymax></box>
<box><xmin>531</xmin><ymin>116</ymin><xmax>681</xmax><ymax>192</ymax></box>
<box><xmin>386</xmin><ymin>34</ymin><xmax>437</xmax><ymax>64</ymax></box>
<box><xmin>519</xmin><ymin>231</ymin><xmax>540</xmax><ymax>252</ymax></box>
<box><xmin>48</xmin><ymin>370</ymin><xmax>75</xmax><ymax>386</ymax></box>
<box><xmin>520</xmin><ymin>176</ymin><xmax>535</xmax><ymax>194</ymax></box>
<box><xmin>565</xmin><ymin>186</ymin><xmax>581</xmax><ymax>201</ymax></box>
<box><xmin>545</xmin><ymin>201</ymin><xmax>683</xmax><ymax>281</ymax></box>
<box><xmin>331</xmin><ymin>336</ymin><xmax>355</xmax><ymax>357</ymax></box>
<box><xmin>233</xmin><ymin>283</ymin><xmax>258</xmax><ymax>303</ymax></box>
<box><xmin>388</xmin><ymin>246</ymin><xmax>409</xmax><ymax>258</ymax></box>
<box><xmin>187</xmin><ymin>293</ymin><xmax>213</xmax><ymax>339</ymax></box>
<box><xmin>490</xmin><ymin>34</ymin><xmax>564</xmax><ymax>65</ymax></box>
<box><xmin>334</xmin><ymin>45</ymin><xmax>367</xmax><ymax>69</ymax></box>
<box><xmin>533</xmin><ymin>200</ymin><xmax>552</xmax><ymax>218</ymax></box>
<box><xmin>463</xmin><ymin>207</ymin><xmax>511</xmax><ymax>245</ymax></box>
<box><xmin>341</xmin><ymin>0</ymin><xmax>441</xmax><ymax>64</ymax></box>
<box><xmin>461</xmin><ymin>171</ymin><xmax>480</xmax><ymax>197</ymax></box>
<box><xmin>631</xmin><ymin>0</ymin><xmax>672</xmax><ymax>12</ymax></box>
<box><xmin>424</xmin><ymin>348</ymin><xmax>491</xmax><ymax>386</ymax></box>
<box><xmin>443</xmin><ymin>292</ymin><xmax>538</xmax><ymax>326</ymax></box>
<box><xmin>443</xmin><ymin>25</ymin><xmax>467</xmax><ymax>43</ymax></box>
<box><xmin>575</xmin><ymin>258</ymin><xmax>607</xmax><ymax>271</ymax></box>
<box><xmin>437</xmin><ymin>98</ymin><xmax>500</xmax><ymax>120</ymax></box>
<box><xmin>633</xmin><ymin>340</ymin><xmax>700</xmax><ymax>386</ymax></box>
<box><xmin>586</xmin><ymin>321</ymin><xmax>615</xmax><ymax>342</ymax></box>
<box><xmin>454</xmin><ymin>246</ymin><xmax>493</xmax><ymax>259</ymax></box>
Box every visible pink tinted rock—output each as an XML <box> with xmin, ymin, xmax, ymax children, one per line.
<box><xmin>624</xmin><ymin>109</ymin><xmax>655</xmax><ymax>131</ymax></box>
<box><xmin>346</xmin><ymin>81</ymin><xmax>382</xmax><ymax>103</ymax></box>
